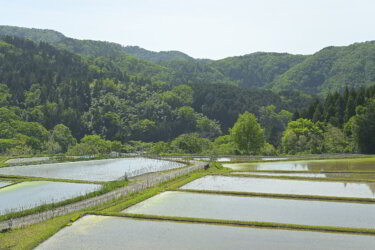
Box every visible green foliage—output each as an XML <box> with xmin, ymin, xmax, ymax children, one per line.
<box><xmin>51</xmin><ymin>124</ymin><xmax>77</xmax><ymax>152</ymax></box>
<box><xmin>260</xmin><ymin>143</ymin><xmax>278</xmax><ymax>156</ymax></box>
<box><xmin>0</xmin><ymin>83</ymin><xmax>11</xmax><ymax>106</ymax></box>
<box><xmin>230</xmin><ymin>112</ymin><xmax>265</xmax><ymax>154</ymax></box>
<box><xmin>210</xmin><ymin>161</ymin><xmax>224</xmax><ymax>169</ymax></box>
<box><xmin>282</xmin><ymin>118</ymin><xmax>323</xmax><ymax>154</ymax></box>
<box><xmin>210</xmin><ymin>135</ymin><xmax>239</xmax><ymax>155</ymax></box>
<box><xmin>352</xmin><ymin>99</ymin><xmax>375</xmax><ymax>154</ymax></box>
<box><xmin>196</xmin><ymin>116</ymin><xmax>222</xmax><ymax>139</ymax></box>
<box><xmin>191</xmin><ymin>83</ymin><xmax>302</xmax><ymax>133</ymax></box>
<box><xmin>322</xmin><ymin>124</ymin><xmax>351</xmax><ymax>153</ymax></box>
<box><xmin>68</xmin><ymin>135</ymin><xmax>114</xmax><ymax>155</ymax></box>
<box><xmin>0</xmin><ymin>138</ymin><xmax>18</xmax><ymax>153</ymax></box>
<box><xmin>258</xmin><ymin>105</ymin><xmax>292</xmax><ymax>147</ymax></box>
<box><xmin>212</xmin><ymin>52</ymin><xmax>306</xmax><ymax>88</ymax></box>
<box><xmin>2</xmin><ymin>26</ymin><xmax>375</xmax><ymax>156</ymax></box>
<box><xmin>123</xmin><ymin>46</ymin><xmax>194</xmax><ymax>62</ymax></box>
<box><xmin>272</xmin><ymin>42</ymin><xmax>375</xmax><ymax>95</ymax></box>
<box><xmin>170</xmin><ymin>133</ymin><xmax>212</xmax><ymax>154</ymax></box>
<box><xmin>0</xmin><ymin>107</ymin><xmax>20</xmax><ymax>122</ymax></box>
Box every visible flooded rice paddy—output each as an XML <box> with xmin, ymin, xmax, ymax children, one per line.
<box><xmin>232</xmin><ymin>172</ymin><xmax>328</xmax><ymax>177</ymax></box>
<box><xmin>0</xmin><ymin>158</ymin><xmax>184</xmax><ymax>181</ymax></box>
<box><xmin>0</xmin><ymin>181</ymin><xmax>12</xmax><ymax>188</ymax></box>
<box><xmin>231</xmin><ymin>172</ymin><xmax>375</xmax><ymax>179</ymax></box>
<box><xmin>181</xmin><ymin>176</ymin><xmax>375</xmax><ymax>198</ymax></box>
<box><xmin>224</xmin><ymin>158</ymin><xmax>375</xmax><ymax>172</ymax></box>
<box><xmin>36</xmin><ymin>215</ymin><xmax>375</xmax><ymax>250</ymax></box>
<box><xmin>123</xmin><ymin>191</ymin><xmax>375</xmax><ymax>229</ymax></box>
<box><xmin>0</xmin><ymin>181</ymin><xmax>101</xmax><ymax>214</ymax></box>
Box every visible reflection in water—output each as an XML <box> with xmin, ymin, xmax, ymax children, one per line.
<box><xmin>0</xmin><ymin>158</ymin><xmax>184</xmax><ymax>181</ymax></box>
<box><xmin>0</xmin><ymin>181</ymin><xmax>12</xmax><ymax>188</ymax></box>
<box><xmin>231</xmin><ymin>172</ymin><xmax>327</xmax><ymax>177</ymax></box>
<box><xmin>232</xmin><ymin>172</ymin><xmax>375</xmax><ymax>181</ymax></box>
<box><xmin>181</xmin><ymin>176</ymin><xmax>375</xmax><ymax>198</ymax></box>
<box><xmin>36</xmin><ymin>215</ymin><xmax>375</xmax><ymax>250</ymax></box>
<box><xmin>224</xmin><ymin>158</ymin><xmax>375</xmax><ymax>172</ymax></box>
<box><xmin>0</xmin><ymin>181</ymin><xmax>101</xmax><ymax>215</ymax></box>
<box><xmin>124</xmin><ymin>191</ymin><xmax>375</xmax><ymax>229</ymax></box>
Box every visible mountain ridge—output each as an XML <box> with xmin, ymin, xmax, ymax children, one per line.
<box><xmin>1</xmin><ymin>25</ymin><xmax>375</xmax><ymax>95</ymax></box>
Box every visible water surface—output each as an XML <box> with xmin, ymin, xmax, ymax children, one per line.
<box><xmin>231</xmin><ymin>172</ymin><xmax>375</xmax><ymax>179</ymax></box>
<box><xmin>0</xmin><ymin>181</ymin><xmax>101</xmax><ymax>214</ymax></box>
<box><xmin>232</xmin><ymin>172</ymin><xmax>327</xmax><ymax>177</ymax></box>
<box><xmin>0</xmin><ymin>158</ymin><xmax>184</xmax><ymax>181</ymax></box>
<box><xmin>181</xmin><ymin>176</ymin><xmax>375</xmax><ymax>198</ymax></box>
<box><xmin>124</xmin><ymin>191</ymin><xmax>375</xmax><ymax>229</ymax></box>
<box><xmin>224</xmin><ymin>158</ymin><xmax>375</xmax><ymax>172</ymax></box>
<box><xmin>0</xmin><ymin>181</ymin><xmax>12</xmax><ymax>188</ymax></box>
<box><xmin>36</xmin><ymin>215</ymin><xmax>375</xmax><ymax>250</ymax></box>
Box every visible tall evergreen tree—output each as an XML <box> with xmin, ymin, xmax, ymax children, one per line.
<box><xmin>344</xmin><ymin>95</ymin><xmax>356</xmax><ymax>123</ymax></box>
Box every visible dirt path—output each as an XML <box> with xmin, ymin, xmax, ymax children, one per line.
<box><xmin>0</xmin><ymin>161</ymin><xmax>207</xmax><ymax>231</ymax></box>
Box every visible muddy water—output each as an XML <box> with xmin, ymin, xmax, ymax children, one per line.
<box><xmin>36</xmin><ymin>215</ymin><xmax>375</xmax><ymax>250</ymax></box>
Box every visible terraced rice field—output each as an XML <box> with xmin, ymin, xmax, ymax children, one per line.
<box><xmin>0</xmin><ymin>157</ymin><xmax>185</xmax><ymax>216</ymax></box>
<box><xmin>34</xmin><ymin>158</ymin><xmax>375</xmax><ymax>249</ymax></box>
<box><xmin>0</xmin><ymin>181</ymin><xmax>12</xmax><ymax>188</ymax></box>
<box><xmin>0</xmin><ymin>181</ymin><xmax>101</xmax><ymax>215</ymax></box>
<box><xmin>224</xmin><ymin>158</ymin><xmax>375</xmax><ymax>172</ymax></box>
<box><xmin>0</xmin><ymin>157</ymin><xmax>184</xmax><ymax>181</ymax></box>
<box><xmin>181</xmin><ymin>175</ymin><xmax>375</xmax><ymax>199</ymax></box>
<box><xmin>35</xmin><ymin>215</ymin><xmax>375</xmax><ymax>250</ymax></box>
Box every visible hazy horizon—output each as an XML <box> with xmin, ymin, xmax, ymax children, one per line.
<box><xmin>1</xmin><ymin>0</ymin><xmax>375</xmax><ymax>59</ymax></box>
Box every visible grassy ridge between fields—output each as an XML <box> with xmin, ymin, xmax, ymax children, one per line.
<box><xmin>92</xmin><ymin>212</ymin><xmax>375</xmax><ymax>236</ymax></box>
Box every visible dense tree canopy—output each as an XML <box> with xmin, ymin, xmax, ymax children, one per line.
<box><xmin>230</xmin><ymin>112</ymin><xmax>265</xmax><ymax>154</ymax></box>
<box><xmin>1</xmin><ymin>26</ymin><xmax>375</xmax><ymax>156</ymax></box>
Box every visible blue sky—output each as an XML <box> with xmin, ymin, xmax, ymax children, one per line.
<box><xmin>1</xmin><ymin>0</ymin><xmax>374</xmax><ymax>59</ymax></box>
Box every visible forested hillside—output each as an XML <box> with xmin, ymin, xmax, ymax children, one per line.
<box><xmin>0</xmin><ymin>35</ymin><xmax>303</xmax><ymax>155</ymax></box>
<box><xmin>271</xmin><ymin>42</ymin><xmax>375</xmax><ymax>94</ymax></box>
<box><xmin>3</xmin><ymin>25</ymin><xmax>375</xmax><ymax>96</ymax></box>
<box><xmin>1</xmin><ymin>25</ymin><xmax>375</xmax><ymax>155</ymax></box>
<box><xmin>123</xmin><ymin>46</ymin><xmax>194</xmax><ymax>62</ymax></box>
<box><xmin>211</xmin><ymin>52</ymin><xmax>307</xmax><ymax>88</ymax></box>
